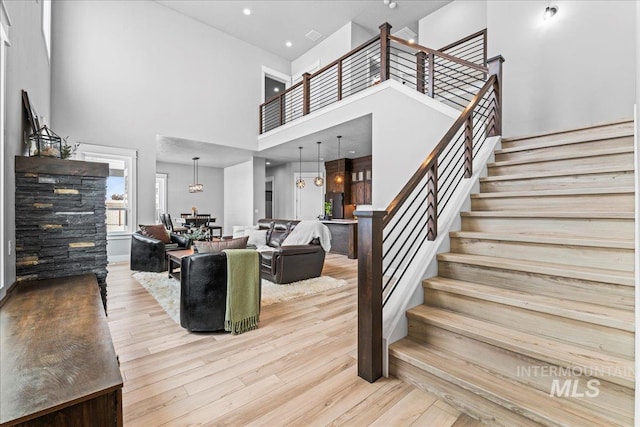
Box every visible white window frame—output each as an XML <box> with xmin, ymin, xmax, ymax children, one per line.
<box><xmin>155</xmin><ymin>173</ymin><xmax>167</xmax><ymax>223</ymax></box>
<box><xmin>74</xmin><ymin>144</ymin><xmax>138</xmax><ymax>238</ymax></box>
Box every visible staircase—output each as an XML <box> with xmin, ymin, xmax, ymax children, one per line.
<box><xmin>389</xmin><ymin>121</ymin><xmax>636</xmax><ymax>426</ymax></box>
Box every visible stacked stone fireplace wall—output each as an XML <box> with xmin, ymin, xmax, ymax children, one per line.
<box><xmin>14</xmin><ymin>156</ymin><xmax>109</xmax><ymax>308</ymax></box>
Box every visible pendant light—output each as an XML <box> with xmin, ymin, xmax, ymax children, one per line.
<box><xmin>314</xmin><ymin>141</ymin><xmax>324</xmax><ymax>186</ymax></box>
<box><xmin>335</xmin><ymin>135</ymin><xmax>343</xmax><ymax>184</ymax></box>
<box><xmin>189</xmin><ymin>156</ymin><xmax>203</xmax><ymax>193</ymax></box>
<box><xmin>296</xmin><ymin>147</ymin><xmax>305</xmax><ymax>189</ymax></box>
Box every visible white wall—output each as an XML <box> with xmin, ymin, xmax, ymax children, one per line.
<box><xmin>51</xmin><ymin>0</ymin><xmax>290</xmax><ymax>228</ymax></box>
<box><xmin>351</xmin><ymin>22</ymin><xmax>376</xmax><ymax>48</ymax></box>
<box><xmin>419</xmin><ymin>0</ymin><xmax>487</xmax><ymax>48</ymax></box>
<box><xmin>253</xmin><ymin>157</ymin><xmax>266</xmax><ymax>223</ymax></box>
<box><xmin>291</xmin><ymin>22</ymin><xmax>352</xmax><ymax>81</ymax></box>
<box><xmin>2</xmin><ymin>0</ymin><xmax>51</xmax><ymax>298</ymax></box>
<box><xmin>487</xmin><ymin>0</ymin><xmax>636</xmax><ymax>136</ymax></box>
<box><xmin>224</xmin><ymin>159</ymin><xmax>254</xmax><ymax>234</ymax></box>
<box><xmin>266</xmin><ymin>161</ymin><xmax>319</xmax><ymax>220</ymax></box>
<box><xmin>156</xmin><ymin>161</ymin><xmax>224</xmax><ymax>227</ymax></box>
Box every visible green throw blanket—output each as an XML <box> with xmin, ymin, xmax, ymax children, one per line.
<box><xmin>223</xmin><ymin>249</ymin><xmax>260</xmax><ymax>335</ymax></box>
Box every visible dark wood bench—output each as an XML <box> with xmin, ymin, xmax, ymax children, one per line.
<box><xmin>0</xmin><ymin>274</ymin><xmax>123</xmax><ymax>426</ymax></box>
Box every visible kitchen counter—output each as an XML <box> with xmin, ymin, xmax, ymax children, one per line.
<box><xmin>321</xmin><ymin>219</ymin><xmax>357</xmax><ymax>259</ymax></box>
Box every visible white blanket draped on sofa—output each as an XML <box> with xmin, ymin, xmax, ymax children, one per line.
<box><xmin>282</xmin><ymin>221</ymin><xmax>332</xmax><ymax>252</ymax></box>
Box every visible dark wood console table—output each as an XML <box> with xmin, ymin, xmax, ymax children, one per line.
<box><xmin>0</xmin><ymin>275</ymin><xmax>123</xmax><ymax>427</ymax></box>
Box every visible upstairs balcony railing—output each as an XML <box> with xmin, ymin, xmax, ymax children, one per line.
<box><xmin>259</xmin><ymin>23</ymin><xmax>489</xmax><ymax>134</ymax></box>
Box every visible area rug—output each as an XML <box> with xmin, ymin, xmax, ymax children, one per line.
<box><xmin>132</xmin><ymin>271</ymin><xmax>348</xmax><ymax>324</ymax></box>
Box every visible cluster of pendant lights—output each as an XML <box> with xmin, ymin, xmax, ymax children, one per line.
<box><xmin>296</xmin><ymin>136</ymin><xmax>342</xmax><ymax>189</ymax></box>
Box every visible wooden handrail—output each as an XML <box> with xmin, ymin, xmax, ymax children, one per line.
<box><xmin>383</xmin><ymin>74</ymin><xmax>496</xmax><ymax>228</ymax></box>
<box><xmin>438</xmin><ymin>28</ymin><xmax>487</xmax><ymax>53</ymax></box>
<box><xmin>388</xmin><ymin>35</ymin><xmax>488</xmax><ymax>74</ymax></box>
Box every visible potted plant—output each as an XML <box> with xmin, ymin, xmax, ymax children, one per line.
<box><xmin>324</xmin><ymin>201</ymin><xmax>333</xmax><ymax>220</ymax></box>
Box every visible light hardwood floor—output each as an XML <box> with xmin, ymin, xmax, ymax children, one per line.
<box><xmin>106</xmin><ymin>254</ymin><xmax>483</xmax><ymax>426</ymax></box>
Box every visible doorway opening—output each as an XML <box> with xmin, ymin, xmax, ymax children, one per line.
<box><xmin>265</xmin><ymin>177</ymin><xmax>274</xmax><ymax>219</ymax></box>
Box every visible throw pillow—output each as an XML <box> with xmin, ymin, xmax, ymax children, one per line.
<box><xmin>195</xmin><ymin>236</ymin><xmax>249</xmax><ymax>253</ymax></box>
<box><xmin>246</xmin><ymin>229</ymin><xmax>267</xmax><ymax>247</ymax></box>
<box><xmin>139</xmin><ymin>224</ymin><xmax>171</xmax><ymax>243</ymax></box>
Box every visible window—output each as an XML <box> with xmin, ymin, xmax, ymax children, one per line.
<box><xmin>155</xmin><ymin>173</ymin><xmax>167</xmax><ymax>223</ymax></box>
<box><xmin>75</xmin><ymin>145</ymin><xmax>137</xmax><ymax>236</ymax></box>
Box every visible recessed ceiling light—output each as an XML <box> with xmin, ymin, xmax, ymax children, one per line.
<box><xmin>242</xmin><ymin>8</ymin><xmax>251</xmax><ymax>15</ymax></box>
<box><xmin>266</xmin><ymin>161</ymin><xmax>271</xmax><ymax>165</ymax></box>
<box><xmin>348</xmin><ymin>150</ymin><xmax>356</xmax><ymax>154</ymax></box>
<box><xmin>319</xmin><ymin>157</ymin><xmax>324</xmax><ymax>161</ymax></box>
<box><xmin>274</xmin><ymin>87</ymin><xmax>280</xmax><ymax>92</ymax></box>
<box><xmin>285</xmin><ymin>41</ymin><xmax>292</xmax><ymax>47</ymax></box>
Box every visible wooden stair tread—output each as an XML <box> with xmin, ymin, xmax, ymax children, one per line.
<box><xmin>480</xmin><ymin>166</ymin><xmax>634</xmax><ymax>182</ymax></box>
<box><xmin>449</xmin><ymin>231</ymin><xmax>634</xmax><ymax>249</ymax></box>
<box><xmin>422</xmin><ymin>276</ymin><xmax>634</xmax><ymax>329</ymax></box>
<box><xmin>390</xmin><ymin>339</ymin><xmax>629</xmax><ymax>427</ymax></box>
<box><xmin>502</xmin><ymin>120</ymin><xmax>633</xmax><ymax>143</ymax></box>
<box><xmin>496</xmin><ymin>134</ymin><xmax>633</xmax><ymax>155</ymax></box>
<box><xmin>437</xmin><ymin>252</ymin><xmax>634</xmax><ymax>287</ymax></box>
<box><xmin>404</xmin><ymin>306</ymin><xmax>634</xmax><ymax>388</ymax></box>
<box><xmin>460</xmin><ymin>211</ymin><xmax>635</xmax><ymax>219</ymax></box>
<box><xmin>487</xmin><ymin>146</ymin><xmax>633</xmax><ymax>167</ymax></box>
<box><xmin>471</xmin><ymin>187</ymin><xmax>634</xmax><ymax>199</ymax></box>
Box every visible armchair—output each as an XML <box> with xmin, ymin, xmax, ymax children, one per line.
<box><xmin>257</xmin><ymin>219</ymin><xmax>326</xmax><ymax>284</ymax></box>
<box><xmin>130</xmin><ymin>231</ymin><xmax>191</xmax><ymax>272</ymax></box>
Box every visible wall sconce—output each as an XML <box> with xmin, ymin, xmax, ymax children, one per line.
<box><xmin>544</xmin><ymin>5</ymin><xmax>558</xmax><ymax>20</ymax></box>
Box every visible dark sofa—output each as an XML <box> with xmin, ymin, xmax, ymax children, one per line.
<box><xmin>130</xmin><ymin>231</ymin><xmax>191</xmax><ymax>272</ymax></box>
<box><xmin>257</xmin><ymin>219</ymin><xmax>326</xmax><ymax>284</ymax></box>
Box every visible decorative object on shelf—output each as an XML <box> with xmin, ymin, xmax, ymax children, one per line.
<box><xmin>21</xmin><ymin>90</ymin><xmax>39</xmax><ymax>147</ymax></box>
<box><xmin>334</xmin><ymin>135</ymin><xmax>343</xmax><ymax>184</ymax></box>
<box><xmin>60</xmin><ymin>136</ymin><xmax>79</xmax><ymax>159</ymax></box>
<box><xmin>188</xmin><ymin>156</ymin><xmax>203</xmax><ymax>193</ymax></box>
<box><xmin>28</xmin><ymin>125</ymin><xmax>62</xmax><ymax>158</ymax></box>
<box><xmin>296</xmin><ymin>146</ymin><xmax>305</xmax><ymax>189</ymax></box>
<box><xmin>314</xmin><ymin>141</ymin><xmax>324</xmax><ymax>187</ymax></box>
<box><xmin>191</xmin><ymin>206</ymin><xmax>197</xmax><ymax>215</ymax></box>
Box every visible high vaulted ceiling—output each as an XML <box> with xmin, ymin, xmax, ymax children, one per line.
<box><xmin>155</xmin><ymin>0</ymin><xmax>450</xmax><ymax>61</ymax></box>
<box><xmin>153</xmin><ymin>0</ymin><xmax>451</xmax><ymax>168</ymax></box>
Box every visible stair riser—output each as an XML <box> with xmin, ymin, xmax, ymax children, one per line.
<box><xmin>389</xmin><ymin>357</ymin><xmax>537</xmax><ymax>427</ymax></box>
<box><xmin>450</xmin><ymin>237</ymin><xmax>634</xmax><ymax>272</ymax></box>
<box><xmin>421</xmin><ymin>291</ymin><xmax>634</xmax><ymax>358</ymax></box>
<box><xmin>471</xmin><ymin>193</ymin><xmax>634</xmax><ymax>213</ymax></box>
<box><xmin>488</xmin><ymin>152</ymin><xmax>634</xmax><ymax>176</ymax></box>
<box><xmin>438</xmin><ymin>260</ymin><xmax>634</xmax><ymax>309</ymax></box>
<box><xmin>500</xmin><ymin>123</ymin><xmax>634</xmax><ymax>149</ymax></box>
<box><xmin>406</xmin><ymin>323</ymin><xmax>634</xmax><ymax>421</ymax></box>
<box><xmin>461</xmin><ymin>216</ymin><xmax>634</xmax><ymax>240</ymax></box>
<box><xmin>495</xmin><ymin>136</ymin><xmax>634</xmax><ymax>162</ymax></box>
<box><xmin>480</xmin><ymin>171</ymin><xmax>634</xmax><ymax>192</ymax></box>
